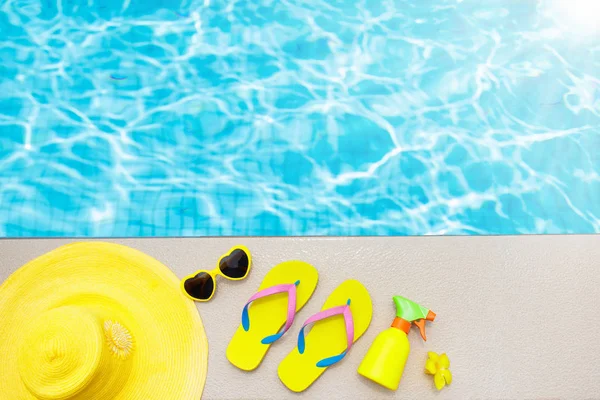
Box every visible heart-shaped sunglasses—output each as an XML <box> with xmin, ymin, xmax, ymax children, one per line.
<box><xmin>181</xmin><ymin>246</ymin><xmax>252</xmax><ymax>302</ymax></box>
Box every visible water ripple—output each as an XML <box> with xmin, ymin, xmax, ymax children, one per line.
<box><xmin>0</xmin><ymin>0</ymin><xmax>599</xmax><ymax>236</ymax></box>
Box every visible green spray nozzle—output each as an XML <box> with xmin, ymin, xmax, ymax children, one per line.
<box><xmin>392</xmin><ymin>296</ymin><xmax>436</xmax><ymax>341</ymax></box>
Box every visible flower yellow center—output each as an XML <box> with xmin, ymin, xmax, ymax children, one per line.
<box><xmin>104</xmin><ymin>320</ymin><xmax>134</xmax><ymax>359</ymax></box>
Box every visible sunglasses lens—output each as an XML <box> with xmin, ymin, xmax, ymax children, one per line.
<box><xmin>219</xmin><ymin>249</ymin><xmax>249</xmax><ymax>279</ymax></box>
<box><xmin>184</xmin><ymin>272</ymin><xmax>214</xmax><ymax>300</ymax></box>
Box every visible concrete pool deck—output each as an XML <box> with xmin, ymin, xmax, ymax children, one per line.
<box><xmin>1</xmin><ymin>236</ymin><xmax>598</xmax><ymax>399</ymax></box>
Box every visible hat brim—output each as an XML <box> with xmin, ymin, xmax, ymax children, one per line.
<box><xmin>0</xmin><ymin>242</ymin><xmax>208</xmax><ymax>399</ymax></box>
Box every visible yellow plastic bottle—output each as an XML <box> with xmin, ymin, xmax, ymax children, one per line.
<box><xmin>358</xmin><ymin>296</ymin><xmax>435</xmax><ymax>391</ymax></box>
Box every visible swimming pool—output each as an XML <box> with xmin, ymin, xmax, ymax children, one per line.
<box><xmin>0</xmin><ymin>0</ymin><xmax>599</xmax><ymax>236</ymax></box>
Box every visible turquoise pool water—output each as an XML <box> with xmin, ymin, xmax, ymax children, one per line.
<box><xmin>1</xmin><ymin>0</ymin><xmax>599</xmax><ymax>236</ymax></box>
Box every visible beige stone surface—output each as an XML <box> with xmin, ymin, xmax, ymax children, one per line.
<box><xmin>1</xmin><ymin>236</ymin><xmax>599</xmax><ymax>399</ymax></box>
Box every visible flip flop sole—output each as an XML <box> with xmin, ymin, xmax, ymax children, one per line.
<box><xmin>227</xmin><ymin>260</ymin><xmax>318</xmax><ymax>371</ymax></box>
<box><xmin>278</xmin><ymin>279</ymin><xmax>372</xmax><ymax>392</ymax></box>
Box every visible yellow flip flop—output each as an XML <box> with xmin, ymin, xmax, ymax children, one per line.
<box><xmin>227</xmin><ymin>260</ymin><xmax>318</xmax><ymax>371</ymax></box>
<box><xmin>278</xmin><ymin>279</ymin><xmax>372</xmax><ymax>392</ymax></box>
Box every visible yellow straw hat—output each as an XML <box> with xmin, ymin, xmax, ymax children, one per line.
<box><xmin>0</xmin><ymin>242</ymin><xmax>208</xmax><ymax>400</ymax></box>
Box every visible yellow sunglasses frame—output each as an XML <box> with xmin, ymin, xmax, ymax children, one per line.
<box><xmin>181</xmin><ymin>245</ymin><xmax>252</xmax><ymax>302</ymax></box>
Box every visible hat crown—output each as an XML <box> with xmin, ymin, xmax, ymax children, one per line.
<box><xmin>18</xmin><ymin>306</ymin><xmax>132</xmax><ymax>400</ymax></box>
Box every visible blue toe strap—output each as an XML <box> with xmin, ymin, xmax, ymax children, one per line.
<box><xmin>316</xmin><ymin>351</ymin><xmax>347</xmax><ymax>368</ymax></box>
